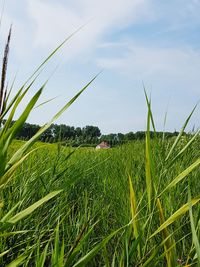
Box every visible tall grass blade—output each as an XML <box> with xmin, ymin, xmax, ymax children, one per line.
<box><xmin>0</xmin><ymin>201</ymin><xmax>22</xmax><ymax>222</ymax></box>
<box><xmin>7</xmin><ymin>190</ymin><xmax>62</xmax><ymax>224</ymax></box>
<box><xmin>65</xmin><ymin>222</ymin><xmax>97</xmax><ymax>265</ymax></box>
<box><xmin>6</xmin><ymin>255</ymin><xmax>27</xmax><ymax>267</ymax></box>
<box><xmin>72</xmin><ymin>222</ymin><xmax>131</xmax><ymax>267</ymax></box>
<box><xmin>7</xmin><ymin>74</ymin><xmax>99</xmax><ymax>169</ymax></box>
<box><xmin>0</xmin><ymin>250</ymin><xmax>10</xmax><ymax>258</ymax></box>
<box><xmin>0</xmin><ymin>25</ymin><xmax>11</xmax><ymax>115</ymax></box>
<box><xmin>36</xmin><ymin>243</ymin><xmax>49</xmax><ymax>267</ymax></box>
<box><xmin>162</xmin><ymin>110</ymin><xmax>168</xmax><ymax>142</ymax></box>
<box><xmin>145</xmin><ymin>99</ymin><xmax>153</xmax><ymax>211</ymax></box>
<box><xmin>0</xmin><ymin>76</ymin><xmax>39</xmax><ymax>134</ymax></box>
<box><xmin>165</xmin><ymin>105</ymin><xmax>197</xmax><ymax>161</ymax></box>
<box><xmin>0</xmin><ymin>83</ymin><xmax>44</xmax><ymax>178</ymax></box>
<box><xmin>26</xmin><ymin>22</ymin><xmax>91</xmax><ymax>84</ymax></box>
<box><xmin>0</xmin><ymin>147</ymin><xmax>40</xmax><ymax>187</ymax></box>
<box><xmin>170</xmin><ymin>129</ymin><xmax>200</xmax><ymax>164</ymax></box>
<box><xmin>144</xmin><ymin>87</ymin><xmax>156</xmax><ymax>133</ymax></box>
<box><xmin>156</xmin><ymin>198</ymin><xmax>176</xmax><ymax>267</ymax></box>
<box><xmin>128</xmin><ymin>175</ymin><xmax>139</xmax><ymax>239</ymax></box>
<box><xmin>0</xmin><ymin>231</ymin><xmax>30</xmax><ymax>237</ymax></box>
<box><xmin>4</xmin><ymin>85</ymin><xmax>44</xmax><ymax>142</ymax></box>
<box><xmin>150</xmin><ymin>196</ymin><xmax>200</xmax><ymax>238</ymax></box>
<box><xmin>188</xmin><ymin>189</ymin><xmax>200</xmax><ymax>266</ymax></box>
<box><xmin>160</xmin><ymin>158</ymin><xmax>200</xmax><ymax>196</ymax></box>
<box><xmin>34</xmin><ymin>96</ymin><xmax>58</xmax><ymax>109</ymax></box>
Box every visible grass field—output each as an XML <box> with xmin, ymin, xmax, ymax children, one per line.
<box><xmin>0</xmin><ymin>134</ymin><xmax>200</xmax><ymax>266</ymax></box>
<box><xmin>0</xmin><ymin>26</ymin><xmax>200</xmax><ymax>267</ymax></box>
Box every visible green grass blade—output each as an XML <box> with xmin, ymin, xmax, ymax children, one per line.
<box><xmin>6</xmin><ymin>255</ymin><xmax>27</xmax><ymax>267</ymax></box>
<box><xmin>150</xmin><ymin>196</ymin><xmax>200</xmax><ymax>238</ymax></box>
<box><xmin>0</xmin><ymin>231</ymin><xmax>30</xmax><ymax>237</ymax></box>
<box><xmin>7</xmin><ymin>74</ymin><xmax>99</xmax><ymax>168</ymax></box>
<box><xmin>160</xmin><ymin>158</ymin><xmax>200</xmax><ymax>196</ymax></box>
<box><xmin>72</xmin><ymin>231</ymin><xmax>118</xmax><ymax>267</ymax></box>
<box><xmin>65</xmin><ymin>222</ymin><xmax>97</xmax><ymax>265</ymax></box>
<box><xmin>0</xmin><ymin>249</ymin><xmax>10</xmax><ymax>258</ymax></box>
<box><xmin>144</xmin><ymin>88</ymin><xmax>156</xmax><ymax>133</ymax></box>
<box><xmin>0</xmin><ymin>147</ymin><xmax>41</xmax><ymax>187</ymax></box>
<box><xmin>72</xmin><ymin>221</ymin><xmax>131</xmax><ymax>267</ymax></box>
<box><xmin>156</xmin><ymin>198</ymin><xmax>176</xmax><ymax>267</ymax></box>
<box><xmin>170</xmin><ymin>129</ymin><xmax>200</xmax><ymax>164</ymax></box>
<box><xmin>4</xmin><ymin>85</ymin><xmax>44</xmax><ymax>142</ymax></box>
<box><xmin>162</xmin><ymin>110</ymin><xmax>168</xmax><ymax>142</ymax></box>
<box><xmin>188</xmin><ymin>189</ymin><xmax>200</xmax><ymax>266</ymax></box>
<box><xmin>145</xmin><ymin>104</ymin><xmax>153</xmax><ymax>211</ymax></box>
<box><xmin>34</xmin><ymin>96</ymin><xmax>58</xmax><ymax>109</ymax></box>
<box><xmin>7</xmin><ymin>190</ymin><xmax>62</xmax><ymax>224</ymax></box>
<box><xmin>0</xmin><ymin>82</ymin><xmax>44</xmax><ymax>175</ymax></box>
<box><xmin>0</xmin><ymin>201</ymin><xmax>22</xmax><ymax>222</ymax></box>
<box><xmin>37</xmin><ymin>243</ymin><xmax>49</xmax><ymax>267</ymax></box>
<box><xmin>25</xmin><ymin>23</ymin><xmax>90</xmax><ymax>84</ymax></box>
<box><xmin>59</xmin><ymin>239</ymin><xmax>65</xmax><ymax>267</ymax></box>
<box><xmin>0</xmin><ymin>77</ymin><xmax>39</xmax><ymax>136</ymax></box>
<box><xmin>129</xmin><ymin>175</ymin><xmax>139</xmax><ymax>239</ymax></box>
<box><xmin>165</xmin><ymin>105</ymin><xmax>197</xmax><ymax>161</ymax></box>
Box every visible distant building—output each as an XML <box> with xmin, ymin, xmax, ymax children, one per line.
<box><xmin>96</xmin><ymin>141</ymin><xmax>110</xmax><ymax>149</ymax></box>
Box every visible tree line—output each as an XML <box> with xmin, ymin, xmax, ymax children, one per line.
<box><xmin>6</xmin><ymin>121</ymin><xmax>183</xmax><ymax>147</ymax></box>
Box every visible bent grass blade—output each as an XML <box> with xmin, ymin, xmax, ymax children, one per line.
<box><xmin>150</xmin><ymin>196</ymin><xmax>200</xmax><ymax>239</ymax></box>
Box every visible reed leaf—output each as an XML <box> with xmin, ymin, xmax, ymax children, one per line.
<box><xmin>170</xmin><ymin>129</ymin><xmax>200</xmax><ymax>164</ymax></box>
<box><xmin>156</xmin><ymin>198</ymin><xmax>176</xmax><ymax>267</ymax></box>
<box><xmin>128</xmin><ymin>175</ymin><xmax>139</xmax><ymax>239</ymax></box>
<box><xmin>165</xmin><ymin>105</ymin><xmax>197</xmax><ymax>161</ymax></box>
<box><xmin>6</xmin><ymin>255</ymin><xmax>27</xmax><ymax>267</ymax></box>
<box><xmin>7</xmin><ymin>74</ymin><xmax>99</xmax><ymax>169</ymax></box>
<box><xmin>150</xmin><ymin>196</ymin><xmax>200</xmax><ymax>238</ymax></box>
<box><xmin>145</xmin><ymin>100</ymin><xmax>153</xmax><ymax>211</ymax></box>
<box><xmin>160</xmin><ymin>158</ymin><xmax>200</xmax><ymax>196</ymax></box>
<box><xmin>72</xmin><ymin>221</ymin><xmax>132</xmax><ymax>267</ymax></box>
<box><xmin>7</xmin><ymin>190</ymin><xmax>62</xmax><ymax>224</ymax></box>
<box><xmin>188</xmin><ymin>189</ymin><xmax>200</xmax><ymax>266</ymax></box>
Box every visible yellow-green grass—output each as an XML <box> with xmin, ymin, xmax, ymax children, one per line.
<box><xmin>0</xmin><ymin>136</ymin><xmax>199</xmax><ymax>266</ymax></box>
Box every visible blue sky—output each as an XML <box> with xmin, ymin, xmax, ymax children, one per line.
<box><xmin>1</xmin><ymin>0</ymin><xmax>200</xmax><ymax>134</ymax></box>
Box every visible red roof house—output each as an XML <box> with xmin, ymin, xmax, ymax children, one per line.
<box><xmin>96</xmin><ymin>141</ymin><xmax>110</xmax><ymax>149</ymax></box>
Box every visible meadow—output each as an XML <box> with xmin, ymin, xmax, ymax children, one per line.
<box><xmin>1</xmin><ymin>132</ymin><xmax>200</xmax><ymax>266</ymax></box>
<box><xmin>0</xmin><ymin>28</ymin><xmax>200</xmax><ymax>267</ymax></box>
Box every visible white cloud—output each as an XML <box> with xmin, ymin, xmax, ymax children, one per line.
<box><xmin>97</xmin><ymin>43</ymin><xmax>200</xmax><ymax>93</ymax></box>
<box><xmin>26</xmin><ymin>0</ymin><xmax>152</xmax><ymax>60</ymax></box>
<box><xmin>1</xmin><ymin>0</ymin><xmax>153</xmax><ymax>64</ymax></box>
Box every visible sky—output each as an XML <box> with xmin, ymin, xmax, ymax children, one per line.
<box><xmin>0</xmin><ymin>0</ymin><xmax>200</xmax><ymax>134</ymax></box>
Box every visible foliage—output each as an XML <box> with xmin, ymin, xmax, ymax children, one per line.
<box><xmin>7</xmin><ymin>119</ymin><xmax>185</xmax><ymax>147</ymax></box>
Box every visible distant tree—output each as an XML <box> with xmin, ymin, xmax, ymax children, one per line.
<box><xmin>125</xmin><ymin>131</ymin><xmax>135</xmax><ymax>141</ymax></box>
<box><xmin>82</xmin><ymin>126</ymin><xmax>101</xmax><ymax>139</ymax></box>
<box><xmin>117</xmin><ymin>133</ymin><xmax>125</xmax><ymax>143</ymax></box>
<box><xmin>40</xmin><ymin>125</ymin><xmax>53</xmax><ymax>142</ymax></box>
<box><xmin>135</xmin><ymin>131</ymin><xmax>145</xmax><ymax>140</ymax></box>
<box><xmin>11</xmin><ymin>120</ymin><xmax>184</xmax><ymax>145</ymax></box>
<box><xmin>52</xmin><ymin>124</ymin><xmax>75</xmax><ymax>141</ymax></box>
<box><xmin>16</xmin><ymin>123</ymin><xmax>40</xmax><ymax>140</ymax></box>
<box><xmin>75</xmin><ymin>127</ymin><xmax>82</xmax><ymax>137</ymax></box>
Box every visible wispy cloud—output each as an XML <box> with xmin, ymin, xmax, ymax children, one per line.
<box><xmin>97</xmin><ymin>43</ymin><xmax>200</xmax><ymax>78</ymax></box>
<box><xmin>26</xmin><ymin>0</ymin><xmax>153</xmax><ymax>59</ymax></box>
<box><xmin>27</xmin><ymin>0</ymin><xmax>152</xmax><ymax>41</ymax></box>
